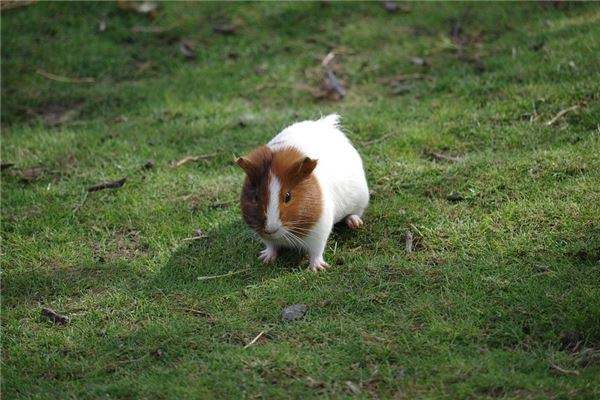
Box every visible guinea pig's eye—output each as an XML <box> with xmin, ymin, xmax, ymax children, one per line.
<box><xmin>284</xmin><ymin>191</ymin><xmax>291</xmax><ymax>203</ymax></box>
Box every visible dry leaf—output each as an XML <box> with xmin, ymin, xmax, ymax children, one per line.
<box><xmin>314</xmin><ymin>70</ymin><xmax>346</xmax><ymax>101</ymax></box>
<box><xmin>179</xmin><ymin>41</ymin><xmax>196</xmax><ymax>60</ymax></box>
<box><xmin>345</xmin><ymin>381</ymin><xmax>361</xmax><ymax>395</ymax></box>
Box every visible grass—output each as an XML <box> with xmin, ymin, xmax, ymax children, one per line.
<box><xmin>2</xmin><ymin>2</ymin><xmax>600</xmax><ymax>399</ymax></box>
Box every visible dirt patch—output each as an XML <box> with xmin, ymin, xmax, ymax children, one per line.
<box><xmin>92</xmin><ymin>229</ymin><xmax>148</xmax><ymax>262</ymax></box>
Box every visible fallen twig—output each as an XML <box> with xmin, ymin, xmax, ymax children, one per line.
<box><xmin>550</xmin><ymin>363</ymin><xmax>579</xmax><ymax>376</ymax></box>
<box><xmin>172</xmin><ymin>153</ymin><xmax>217</xmax><ymax>167</ymax></box>
<box><xmin>244</xmin><ymin>331</ymin><xmax>265</xmax><ymax>349</ymax></box>
<box><xmin>405</xmin><ymin>231</ymin><xmax>414</xmax><ymax>253</ymax></box>
<box><xmin>177</xmin><ymin>307</ymin><xmax>215</xmax><ymax>324</ymax></box>
<box><xmin>87</xmin><ymin>177</ymin><xmax>127</xmax><ymax>192</ymax></box>
<box><xmin>41</xmin><ymin>307</ymin><xmax>69</xmax><ymax>325</ymax></box>
<box><xmin>36</xmin><ymin>69</ymin><xmax>95</xmax><ymax>84</ymax></box>
<box><xmin>182</xmin><ymin>234</ymin><xmax>207</xmax><ymax>242</ymax></box>
<box><xmin>197</xmin><ymin>268</ymin><xmax>249</xmax><ymax>281</ymax></box>
<box><xmin>426</xmin><ymin>151</ymin><xmax>462</xmax><ymax>163</ymax></box>
<box><xmin>546</xmin><ymin>105</ymin><xmax>579</xmax><ymax>126</ymax></box>
<box><xmin>109</xmin><ymin>354</ymin><xmax>148</xmax><ymax>368</ymax></box>
<box><xmin>131</xmin><ymin>24</ymin><xmax>175</xmax><ymax>33</ymax></box>
<box><xmin>378</xmin><ymin>73</ymin><xmax>429</xmax><ymax>85</ymax></box>
<box><xmin>176</xmin><ymin>307</ymin><xmax>213</xmax><ymax>319</ymax></box>
<box><xmin>362</xmin><ymin>132</ymin><xmax>394</xmax><ymax>146</ymax></box>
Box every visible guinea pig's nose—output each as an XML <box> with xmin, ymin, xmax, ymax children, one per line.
<box><xmin>264</xmin><ymin>223</ymin><xmax>280</xmax><ymax>234</ymax></box>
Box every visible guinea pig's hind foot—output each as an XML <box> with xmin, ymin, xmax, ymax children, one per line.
<box><xmin>345</xmin><ymin>215</ymin><xmax>364</xmax><ymax>230</ymax></box>
<box><xmin>259</xmin><ymin>246</ymin><xmax>278</xmax><ymax>264</ymax></box>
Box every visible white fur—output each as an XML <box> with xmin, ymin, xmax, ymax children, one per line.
<box><xmin>263</xmin><ymin>114</ymin><xmax>369</xmax><ymax>271</ymax></box>
<box><xmin>265</xmin><ymin>174</ymin><xmax>282</xmax><ymax>234</ymax></box>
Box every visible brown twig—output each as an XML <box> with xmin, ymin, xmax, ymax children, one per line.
<box><xmin>197</xmin><ymin>268</ymin><xmax>249</xmax><ymax>281</ymax></box>
<box><xmin>176</xmin><ymin>307</ymin><xmax>212</xmax><ymax>318</ymax></box>
<box><xmin>41</xmin><ymin>307</ymin><xmax>70</xmax><ymax>325</ymax></box>
<box><xmin>172</xmin><ymin>153</ymin><xmax>217</xmax><ymax>167</ymax></box>
<box><xmin>550</xmin><ymin>363</ymin><xmax>579</xmax><ymax>376</ymax></box>
<box><xmin>405</xmin><ymin>231</ymin><xmax>414</xmax><ymax>253</ymax></box>
<box><xmin>87</xmin><ymin>177</ymin><xmax>127</xmax><ymax>192</ymax></box>
<box><xmin>36</xmin><ymin>69</ymin><xmax>95</xmax><ymax>84</ymax></box>
<box><xmin>362</xmin><ymin>132</ymin><xmax>394</xmax><ymax>147</ymax></box>
<box><xmin>131</xmin><ymin>23</ymin><xmax>177</xmax><ymax>33</ymax></box>
<box><xmin>426</xmin><ymin>151</ymin><xmax>463</xmax><ymax>163</ymax></box>
<box><xmin>546</xmin><ymin>105</ymin><xmax>579</xmax><ymax>126</ymax></box>
<box><xmin>244</xmin><ymin>331</ymin><xmax>265</xmax><ymax>349</ymax></box>
<box><xmin>181</xmin><ymin>234</ymin><xmax>207</xmax><ymax>242</ymax></box>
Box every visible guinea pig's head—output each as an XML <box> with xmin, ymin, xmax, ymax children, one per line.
<box><xmin>236</xmin><ymin>146</ymin><xmax>322</xmax><ymax>241</ymax></box>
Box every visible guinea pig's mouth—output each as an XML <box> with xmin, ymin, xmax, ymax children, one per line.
<box><xmin>262</xmin><ymin>226</ymin><xmax>286</xmax><ymax>239</ymax></box>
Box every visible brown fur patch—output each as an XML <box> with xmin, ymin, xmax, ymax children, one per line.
<box><xmin>238</xmin><ymin>146</ymin><xmax>272</xmax><ymax>234</ymax></box>
<box><xmin>271</xmin><ymin>147</ymin><xmax>322</xmax><ymax>238</ymax></box>
<box><xmin>238</xmin><ymin>145</ymin><xmax>322</xmax><ymax>239</ymax></box>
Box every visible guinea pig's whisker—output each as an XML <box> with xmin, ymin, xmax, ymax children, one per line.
<box><xmin>283</xmin><ymin>230</ymin><xmax>306</xmax><ymax>250</ymax></box>
<box><xmin>289</xmin><ymin>227</ymin><xmax>313</xmax><ymax>235</ymax></box>
<box><xmin>283</xmin><ymin>231</ymin><xmax>303</xmax><ymax>250</ymax></box>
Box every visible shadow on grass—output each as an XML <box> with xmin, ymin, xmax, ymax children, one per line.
<box><xmin>154</xmin><ymin>217</ymin><xmax>373</xmax><ymax>296</ymax></box>
<box><xmin>153</xmin><ymin>220</ymin><xmax>307</xmax><ymax>295</ymax></box>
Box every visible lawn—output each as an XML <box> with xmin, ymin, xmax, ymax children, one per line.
<box><xmin>2</xmin><ymin>2</ymin><xmax>599</xmax><ymax>399</ymax></box>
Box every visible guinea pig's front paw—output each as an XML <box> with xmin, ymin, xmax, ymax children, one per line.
<box><xmin>309</xmin><ymin>258</ymin><xmax>330</xmax><ymax>272</ymax></box>
<box><xmin>258</xmin><ymin>246</ymin><xmax>278</xmax><ymax>264</ymax></box>
<box><xmin>345</xmin><ymin>214</ymin><xmax>364</xmax><ymax>230</ymax></box>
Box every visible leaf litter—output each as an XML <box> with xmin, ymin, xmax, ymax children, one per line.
<box><xmin>300</xmin><ymin>51</ymin><xmax>347</xmax><ymax>101</ymax></box>
<box><xmin>178</xmin><ymin>40</ymin><xmax>196</xmax><ymax>60</ymax></box>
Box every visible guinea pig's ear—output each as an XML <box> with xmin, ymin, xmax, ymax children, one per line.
<box><xmin>293</xmin><ymin>156</ymin><xmax>318</xmax><ymax>180</ymax></box>
<box><xmin>235</xmin><ymin>156</ymin><xmax>255</xmax><ymax>176</ymax></box>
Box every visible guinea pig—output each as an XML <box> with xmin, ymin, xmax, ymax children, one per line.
<box><xmin>236</xmin><ymin>114</ymin><xmax>369</xmax><ymax>272</ymax></box>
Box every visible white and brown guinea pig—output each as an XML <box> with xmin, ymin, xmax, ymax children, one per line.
<box><xmin>236</xmin><ymin>114</ymin><xmax>369</xmax><ymax>272</ymax></box>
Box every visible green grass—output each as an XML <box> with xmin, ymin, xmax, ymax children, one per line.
<box><xmin>2</xmin><ymin>2</ymin><xmax>600</xmax><ymax>399</ymax></box>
